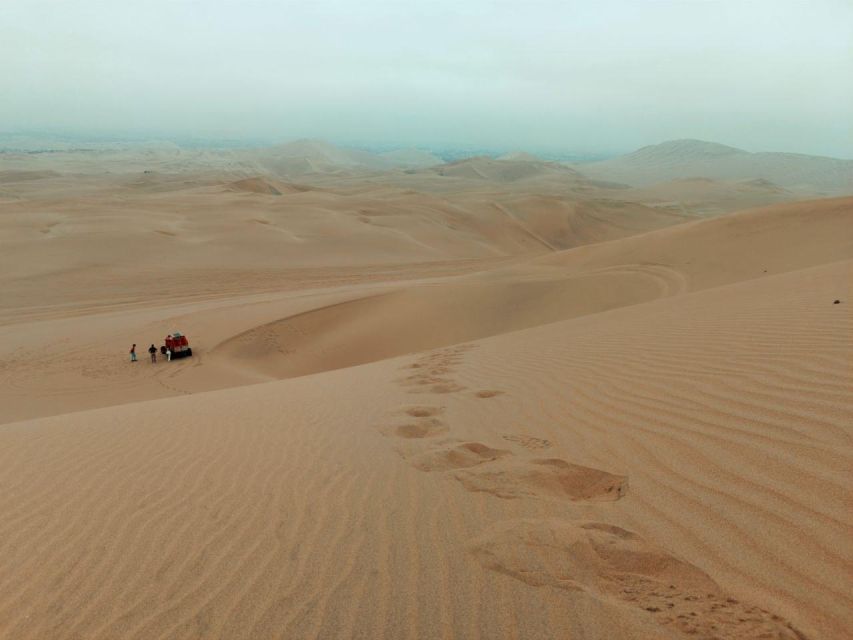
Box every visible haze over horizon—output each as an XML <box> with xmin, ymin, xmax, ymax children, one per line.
<box><xmin>4</xmin><ymin>0</ymin><xmax>852</xmax><ymax>157</ymax></box>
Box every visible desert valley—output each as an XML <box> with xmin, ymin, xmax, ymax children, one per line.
<box><xmin>0</xmin><ymin>138</ymin><xmax>851</xmax><ymax>639</ymax></box>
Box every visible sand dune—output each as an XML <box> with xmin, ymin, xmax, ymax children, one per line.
<box><xmin>0</xmin><ymin>162</ymin><xmax>696</xmax><ymax>316</ymax></box>
<box><xmin>0</xmin><ymin>256</ymin><xmax>848</xmax><ymax>638</ymax></box>
<box><xmin>210</xmin><ymin>268</ymin><xmax>672</xmax><ymax>380</ymax></box>
<box><xmin>537</xmin><ymin>196</ymin><xmax>853</xmax><ymax>285</ymax></box>
<box><xmin>459</xmin><ymin>196</ymin><xmax>689</xmax><ymax>250</ymax></box>
<box><xmin>597</xmin><ymin>176</ymin><xmax>797</xmax><ymax>215</ymax></box>
<box><xmin>209</xmin><ymin>196</ymin><xmax>852</xmax><ymax>381</ymax></box>
<box><xmin>1</xmin><ymin>145</ymin><xmax>851</xmax><ymax>639</ymax></box>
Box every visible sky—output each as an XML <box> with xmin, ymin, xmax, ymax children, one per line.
<box><xmin>2</xmin><ymin>0</ymin><xmax>852</xmax><ymax>156</ymax></box>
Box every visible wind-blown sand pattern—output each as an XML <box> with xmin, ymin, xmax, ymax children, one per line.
<box><xmin>470</xmin><ymin>519</ymin><xmax>810</xmax><ymax>639</ymax></box>
<box><xmin>0</xmin><ymin>149</ymin><xmax>851</xmax><ymax>638</ymax></box>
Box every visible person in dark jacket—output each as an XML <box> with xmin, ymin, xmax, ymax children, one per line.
<box><xmin>148</xmin><ymin>344</ymin><xmax>157</xmax><ymax>363</ymax></box>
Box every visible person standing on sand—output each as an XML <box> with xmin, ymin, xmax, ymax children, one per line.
<box><xmin>130</xmin><ymin>344</ymin><xmax>137</xmax><ymax>362</ymax></box>
<box><xmin>166</xmin><ymin>347</ymin><xmax>171</xmax><ymax>362</ymax></box>
<box><xmin>148</xmin><ymin>344</ymin><xmax>157</xmax><ymax>363</ymax></box>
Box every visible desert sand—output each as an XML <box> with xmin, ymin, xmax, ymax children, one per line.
<box><xmin>0</xmin><ymin>142</ymin><xmax>851</xmax><ymax>639</ymax></box>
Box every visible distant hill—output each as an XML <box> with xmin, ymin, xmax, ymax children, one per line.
<box><xmin>431</xmin><ymin>156</ymin><xmax>584</xmax><ymax>184</ymax></box>
<box><xmin>248</xmin><ymin>140</ymin><xmax>445</xmax><ymax>175</ymax></box>
<box><xmin>578</xmin><ymin>139</ymin><xmax>853</xmax><ymax>195</ymax></box>
<box><xmin>252</xmin><ymin>139</ymin><xmax>384</xmax><ymax>175</ymax></box>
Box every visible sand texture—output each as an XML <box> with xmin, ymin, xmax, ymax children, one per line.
<box><xmin>0</xmin><ymin>146</ymin><xmax>851</xmax><ymax>639</ymax></box>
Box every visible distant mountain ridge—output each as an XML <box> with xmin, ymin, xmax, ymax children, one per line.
<box><xmin>578</xmin><ymin>139</ymin><xmax>853</xmax><ymax>195</ymax></box>
<box><xmin>4</xmin><ymin>137</ymin><xmax>850</xmax><ymax>196</ymax></box>
<box><xmin>430</xmin><ymin>156</ymin><xmax>584</xmax><ymax>184</ymax></box>
<box><xmin>628</xmin><ymin>139</ymin><xmax>746</xmax><ymax>160</ymax></box>
<box><xmin>251</xmin><ymin>139</ymin><xmax>442</xmax><ymax>175</ymax></box>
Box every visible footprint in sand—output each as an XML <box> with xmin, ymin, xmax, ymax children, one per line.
<box><xmin>397</xmin><ymin>374</ymin><xmax>464</xmax><ymax>393</ymax></box>
<box><xmin>455</xmin><ymin>457</ymin><xmax>627</xmax><ymax>501</ymax></box>
<box><xmin>405</xmin><ymin>441</ymin><xmax>511</xmax><ymax>472</ymax></box>
<box><xmin>501</xmin><ymin>434</ymin><xmax>551</xmax><ymax>450</ymax></box>
<box><xmin>404</xmin><ymin>406</ymin><xmax>444</xmax><ymax>418</ymax></box>
<box><xmin>469</xmin><ymin>519</ymin><xmax>809</xmax><ymax>640</ymax></box>
<box><xmin>399</xmin><ymin>376</ymin><xmax>442</xmax><ymax>386</ymax></box>
<box><xmin>398</xmin><ymin>345</ymin><xmax>476</xmax><ymax>395</ymax></box>
<box><xmin>428</xmin><ymin>382</ymin><xmax>466</xmax><ymax>394</ymax></box>
<box><xmin>383</xmin><ymin>406</ymin><xmax>449</xmax><ymax>439</ymax></box>
<box><xmin>474</xmin><ymin>390</ymin><xmax>504</xmax><ymax>398</ymax></box>
<box><xmin>393</xmin><ymin>419</ymin><xmax>449</xmax><ymax>439</ymax></box>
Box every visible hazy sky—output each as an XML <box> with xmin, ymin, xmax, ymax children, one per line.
<box><xmin>3</xmin><ymin>0</ymin><xmax>852</xmax><ymax>156</ymax></box>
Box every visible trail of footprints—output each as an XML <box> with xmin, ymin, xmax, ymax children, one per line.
<box><xmin>382</xmin><ymin>345</ymin><xmax>809</xmax><ymax>639</ymax></box>
<box><xmin>395</xmin><ymin>344</ymin><xmax>475</xmax><ymax>394</ymax></box>
<box><xmin>387</xmin><ymin>345</ymin><xmax>627</xmax><ymax>503</ymax></box>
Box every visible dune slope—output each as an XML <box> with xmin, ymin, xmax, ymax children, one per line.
<box><xmin>211</xmin><ymin>197</ymin><xmax>853</xmax><ymax>380</ymax></box>
<box><xmin>0</xmin><ymin>257</ymin><xmax>849</xmax><ymax>639</ymax></box>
